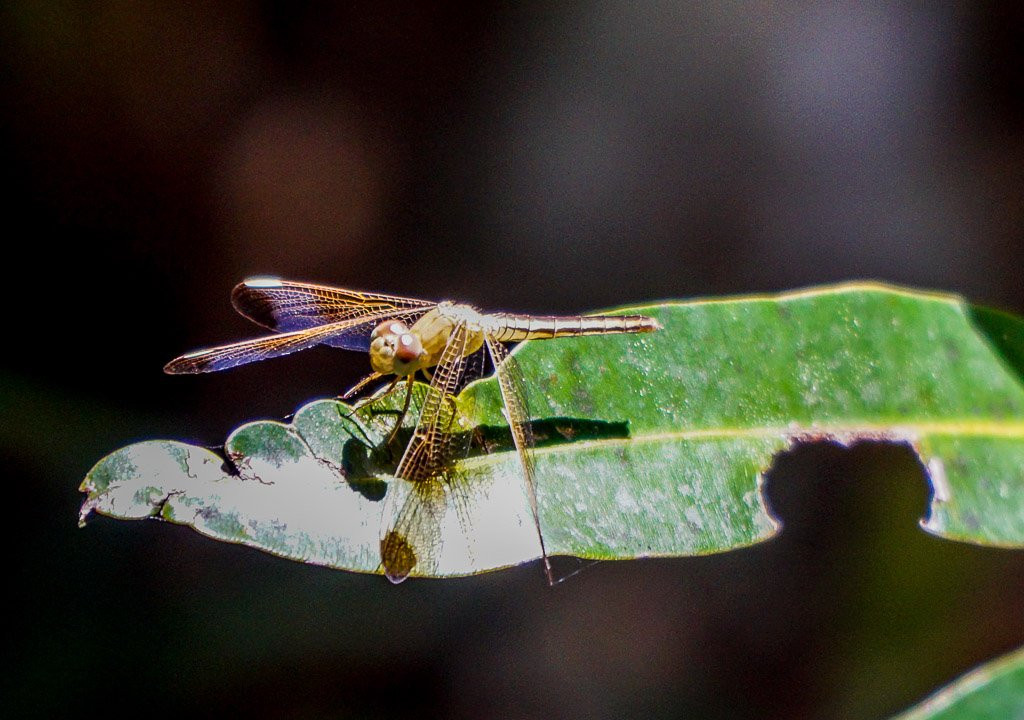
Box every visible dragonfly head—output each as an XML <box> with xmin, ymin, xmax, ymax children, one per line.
<box><xmin>369</xmin><ymin>320</ymin><xmax>428</xmax><ymax>377</ymax></box>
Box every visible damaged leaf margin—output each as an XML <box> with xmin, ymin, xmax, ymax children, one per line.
<box><xmin>891</xmin><ymin>646</ymin><xmax>1024</xmax><ymax>720</ymax></box>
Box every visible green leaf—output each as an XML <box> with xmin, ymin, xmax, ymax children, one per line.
<box><xmin>891</xmin><ymin>647</ymin><xmax>1024</xmax><ymax>720</ymax></box>
<box><xmin>80</xmin><ymin>282</ymin><xmax>1024</xmax><ymax>579</ymax></box>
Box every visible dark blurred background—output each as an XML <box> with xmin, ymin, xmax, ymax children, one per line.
<box><xmin>3</xmin><ymin>3</ymin><xmax>1024</xmax><ymax>718</ymax></box>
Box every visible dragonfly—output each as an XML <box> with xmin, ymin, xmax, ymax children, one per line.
<box><xmin>165</xmin><ymin>278</ymin><xmax>661</xmax><ymax>583</ymax></box>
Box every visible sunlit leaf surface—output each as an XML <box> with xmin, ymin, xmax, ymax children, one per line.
<box><xmin>81</xmin><ymin>283</ymin><xmax>1024</xmax><ymax>578</ymax></box>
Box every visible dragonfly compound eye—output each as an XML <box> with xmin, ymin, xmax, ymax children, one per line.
<box><xmin>391</xmin><ymin>333</ymin><xmax>426</xmax><ymax>375</ymax></box>
<box><xmin>394</xmin><ymin>333</ymin><xmax>422</xmax><ymax>363</ymax></box>
<box><xmin>369</xmin><ymin>321</ymin><xmax>426</xmax><ymax>376</ymax></box>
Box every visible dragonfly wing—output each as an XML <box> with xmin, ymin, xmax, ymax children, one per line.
<box><xmin>381</xmin><ymin>320</ymin><xmax>474</xmax><ymax>582</ymax></box>
<box><xmin>379</xmin><ymin>476</ymin><xmax>447</xmax><ymax>583</ymax></box>
<box><xmin>231</xmin><ymin>278</ymin><xmax>435</xmax><ymax>349</ymax></box>
<box><xmin>395</xmin><ymin>319</ymin><xmax>471</xmax><ymax>481</ymax></box>
<box><xmin>484</xmin><ymin>336</ymin><xmax>552</xmax><ymax>584</ymax></box>
<box><xmin>164</xmin><ymin>308</ymin><xmax>402</xmax><ymax>374</ymax></box>
<box><xmin>317</xmin><ymin>308</ymin><xmax>431</xmax><ymax>352</ymax></box>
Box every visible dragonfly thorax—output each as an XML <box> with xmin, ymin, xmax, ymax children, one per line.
<box><xmin>417</xmin><ymin>303</ymin><xmax>486</xmax><ymax>361</ymax></box>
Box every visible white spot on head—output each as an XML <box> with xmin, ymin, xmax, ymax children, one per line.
<box><xmin>245</xmin><ymin>277</ymin><xmax>283</xmax><ymax>288</ymax></box>
<box><xmin>400</xmin><ymin>334</ymin><xmax>414</xmax><ymax>347</ymax></box>
<box><xmin>388</xmin><ymin>322</ymin><xmax>406</xmax><ymax>334</ymax></box>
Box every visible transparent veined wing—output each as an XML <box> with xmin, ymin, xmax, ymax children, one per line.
<box><xmin>231</xmin><ymin>278</ymin><xmax>434</xmax><ymax>351</ymax></box>
<box><xmin>484</xmin><ymin>334</ymin><xmax>552</xmax><ymax>584</ymax></box>
<box><xmin>164</xmin><ymin>308</ymin><xmax>406</xmax><ymax>374</ymax></box>
<box><xmin>381</xmin><ymin>319</ymin><xmax>476</xmax><ymax>582</ymax></box>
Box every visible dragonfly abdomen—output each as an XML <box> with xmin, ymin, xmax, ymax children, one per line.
<box><xmin>486</xmin><ymin>313</ymin><xmax>660</xmax><ymax>342</ymax></box>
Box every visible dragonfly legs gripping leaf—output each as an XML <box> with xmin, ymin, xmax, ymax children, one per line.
<box><xmin>341</xmin><ymin>372</ymin><xmax>414</xmax><ymax>447</ymax></box>
<box><xmin>341</xmin><ymin>369</ymin><xmax>464</xmax><ymax>474</ymax></box>
<box><xmin>387</xmin><ymin>376</ymin><xmax>416</xmax><ymax>447</ymax></box>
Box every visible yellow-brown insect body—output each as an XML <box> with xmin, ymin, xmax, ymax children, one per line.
<box><xmin>368</xmin><ymin>303</ymin><xmax>487</xmax><ymax>378</ymax></box>
<box><xmin>164</xmin><ymin>278</ymin><xmax>663</xmax><ymax>585</ymax></box>
<box><xmin>416</xmin><ymin>303</ymin><xmax>487</xmax><ymax>361</ymax></box>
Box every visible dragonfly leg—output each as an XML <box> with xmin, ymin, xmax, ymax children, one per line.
<box><xmin>385</xmin><ymin>375</ymin><xmax>415</xmax><ymax>447</ymax></box>
<box><xmin>341</xmin><ymin>371</ymin><xmax>385</xmax><ymax>400</ymax></box>
<box><xmin>338</xmin><ymin>374</ymin><xmax>403</xmax><ymax>445</ymax></box>
<box><xmin>334</xmin><ymin>404</ymin><xmax>375</xmax><ymax>447</ymax></box>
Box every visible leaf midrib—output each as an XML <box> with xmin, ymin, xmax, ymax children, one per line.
<box><xmin>458</xmin><ymin>419</ymin><xmax>1024</xmax><ymax>470</ymax></box>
